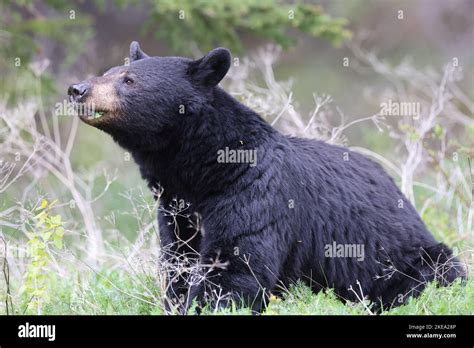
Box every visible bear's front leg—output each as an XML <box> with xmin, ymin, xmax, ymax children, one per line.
<box><xmin>158</xmin><ymin>196</ymin><xmax>201</xmax><ymax>314</ymax></box>
<box><xmin>186</xmin><ymin>233</ymin><xmax>281</xmax><ymax>314</ymax></box>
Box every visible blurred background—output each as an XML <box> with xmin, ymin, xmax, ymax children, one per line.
<box><xmin>0</xmin><ymin>0</ymin><xmax>473</xmax><ymax>314</ymax></box>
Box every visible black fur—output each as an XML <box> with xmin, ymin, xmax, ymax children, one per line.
<box><xmin>75</xmin><ymin>43</ymin><xmax>466</xmax><ymax>313</ymax></box>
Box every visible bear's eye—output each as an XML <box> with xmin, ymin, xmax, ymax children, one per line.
<box><xmin>124</xmin><ymin>77</ymin><xmax>134</xmax><ymax>85</ymax></box>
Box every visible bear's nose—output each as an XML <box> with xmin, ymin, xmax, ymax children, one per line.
<box><xmin>68</xmin><ymin>83</ymin><xmax>90</xmax><ymax>102</ymax></box>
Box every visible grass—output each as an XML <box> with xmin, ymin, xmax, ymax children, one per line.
<box><xmin>4</xmin><ymin>268</ymin><xmax>472</xmax><ymax>315</ymax></box>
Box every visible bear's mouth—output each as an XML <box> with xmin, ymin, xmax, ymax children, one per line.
<box><xmin>72</xmin><ymin>103</ymin><xmax>110</xmax><ymax>123</ymax></box>
<box><xmin>80</xmin><ymin>110</ymin><xmax>107</xmax><ymax>121</ymax></box>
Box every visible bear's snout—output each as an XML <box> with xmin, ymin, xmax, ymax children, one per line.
<box><xmin>68</xmin><ymin>82</ymin><xmax>90</xmax><ymax>103</ymax></box>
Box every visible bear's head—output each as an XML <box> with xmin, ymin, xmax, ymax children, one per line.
<box><xmin>68</xmin><ymin>41</ymin><xmax>231</xmax><ymax>149</ymax></box>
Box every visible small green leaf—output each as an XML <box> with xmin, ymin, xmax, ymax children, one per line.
<box><xmin>41</xmin><ymin>232</ymin><xmax>52</xmax><ymax>241</ymax></box>
<box><xmin>50</xmin><ymin>215</ymin><xmax>62</xmax><ymax>224</ymax></box>
<box><xmin>55</xmin><ymin>226</ymin><xmax>65</xmax><ymax>237</ymax></box>
<box><xmin>35</xmin><ymin>199</ymin><xmax>48</xmax><ymax>210</ymax></box>
<box><xmin>54</xmin><ymin>238</ymin><xmax>63</xmax><ymax>249</ymax></box>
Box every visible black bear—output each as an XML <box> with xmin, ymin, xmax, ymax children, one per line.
<box><xmin>68</xmin><ymin>42</ymin><xmax>465</xmax><ymax>314</ymax></box>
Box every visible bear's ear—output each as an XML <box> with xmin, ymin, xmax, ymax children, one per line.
<box><xmin>130</xmin><ymin>41</ymin><xmax>149</xmax><ymax>62</ymax></box>
<box><xmin>188</xmin><ymin>48</ymin><xmax>231</xmax><ymax>87</ymax></box>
